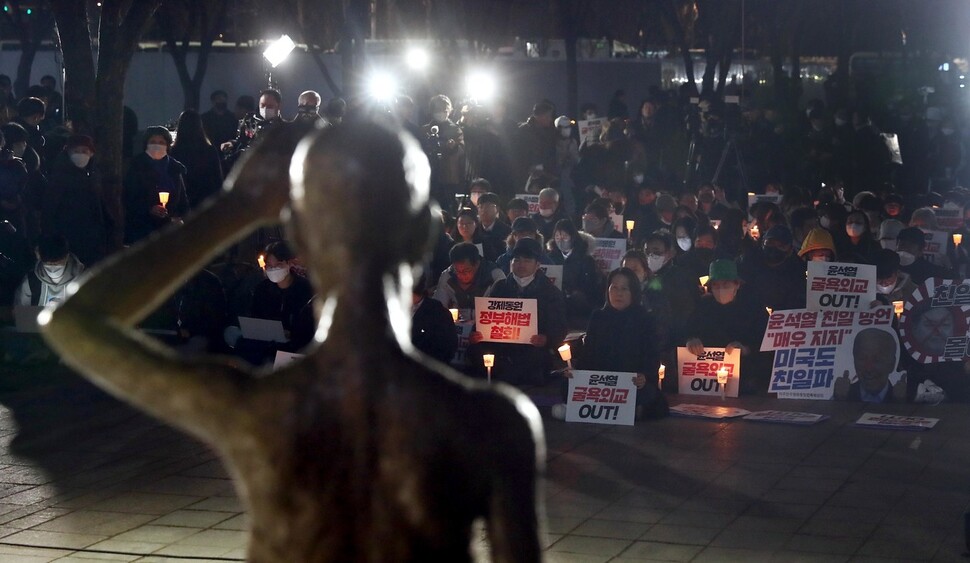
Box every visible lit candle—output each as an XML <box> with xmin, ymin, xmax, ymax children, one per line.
<box><xmin>749</xmin><ymin>224</ymin><xmax>760</xmax><ymax>239</ymax></box>
<box><xmin>557</xmin><ymin>344</ymin><xmax>572</xmax><ymax>368</ymax></box>
<box><xmin>711</xmin><ymin>220</ymin><xmax>721</xmax><ymax>230</ymax></box>
<box><xmin>158</xmin><ymin>191</ymin><xmax>170</xmax><ymax>207</ymax></box>
<box><xmin>766</xmin><ymin>307</ymin><xmax>773</xmax><ymax>315</ymax></box>
<box><xmin>449</xmin><ymin>308</ymin><xmax>459</xmax><ymax>323</ymax></box>
<box><xmin>699</xmin><ymin>275</ymin><xmax>709</xmax><ymax>286</ymax></box>
<box><xmin>257</xmin><ymin>255</ymin><xmax>265</xmax><ymax>269</ymax></box>
<box><xmin>747</xmin><ymin>192</ymin><xmax>755</xmax><ymax>198</ymax></box>
<box><xmin>483</xmin><ymin>354</ymin><xmax>495</xmax><ymax>383</ymax></box>
<box><xmin>954</xmin><ymin>233</ymin><xmax>963</xmax><ymax>246</ymax></box>
<box><xmin>717</xmin><ymin>367</ymin><xmax>729</xmax><ymax>399</ymax></box>
<box><xmin>893</xmin><ymin>300</ymin><xmax>904</xmax><ymax>318</ymax></box>
<box><xmin>658</xmin><ymin>364</ymin><xmax>665</xmax><ymax>389</ymax></box>
<box><xmin>625</xmin><ymin>220</ymin><xmax>635</xmax><ymax>233</ymax></box>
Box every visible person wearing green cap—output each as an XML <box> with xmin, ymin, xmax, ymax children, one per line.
<box><xmin>684</xmin><ymin>259</ymin><xmax>770</xmax><ymax>394</ymax></box>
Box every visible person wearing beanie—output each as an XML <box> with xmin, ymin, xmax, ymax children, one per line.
<box><xmin>684</xmin><ymin>259</ymin><xmax>771</xmax><ymax>394</ymax></box>
<box><xmin>798</xmin><ymin>227</ymin><xmax>837</xmax><ymax>262</ymax></box>
<box><xmin>740</xmin><ymin>224</ymin><xmax>807</xmax><ymax>311</ymax></box>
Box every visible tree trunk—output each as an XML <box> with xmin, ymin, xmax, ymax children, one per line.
<box><xmin>50</xmin><ymin>0</ymin><xmax>97</xmax><ymax>131</ymax></box>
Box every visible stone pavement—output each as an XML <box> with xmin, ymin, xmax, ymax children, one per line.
<box><xmin>0</xmin><ymin>360</ymin><xmax>967</xmax><ymax>562</ymax></box>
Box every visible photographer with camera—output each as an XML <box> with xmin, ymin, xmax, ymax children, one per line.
<box><xmin>422</xmin><ymin>95</ymin><xmax>465</xmax><ymax>211</ymax></box>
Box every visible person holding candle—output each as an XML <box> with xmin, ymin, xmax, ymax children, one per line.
<box><xmin>685</xmin><ymin>259</ymin><xmax>771</xmax><ymax>394</ymax></box>
<box><xmin>410</xmin><ymin>273</ymin><xmax>459</xmax><ymax>365</ymax></box>
<box><xmin>123</xmin><ymin>126</ymin><xmax>189</xmax><ymax>244</ymax></box>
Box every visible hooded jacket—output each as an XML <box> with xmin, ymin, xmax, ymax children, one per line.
<box><xmin>16</xmin><ymin>253</ymin><xmax>85</xmax><ymax>306</ymax></box>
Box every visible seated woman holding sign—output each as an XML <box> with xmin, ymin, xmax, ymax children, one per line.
<box><xmin>685</xmin><ymin>259</ymin><xmax>770</xmax><ymax>394</ymax></box>
<box><xmin>556</xmin><ymin>267</ymin><xmax>669</xmax><ymax>421</ymax></box>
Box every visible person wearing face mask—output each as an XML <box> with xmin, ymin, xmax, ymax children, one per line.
<box><xmin>201</xmin><ymin>90</ymin><xmax>239</xmax><ymax>147</ymax></box>
<box><xmin>294</xmin><ymin>90</ymin><xmax>324</xmax><ymax>124</ymax></box>
<box><xmin>739</xmin><ymin>225</ymin><xmax>807</xmax><ymax>312</ymax></box>
<box><xmin>232</xmin><ymin>241</ymin><xmax>315</xmax><ymax>366</ymax></box>
<box><xmin>530</xmin><ymin>187</ymin><xmax>567</xmax><ymax>242</ymax></box>
<box><xmin>644</xmin><ymin>231</ymin><xmax>700</xmax><ymax>350</ymax></box>
<box><xmin>467</xmin><ymin>237</ymin><xmax>567</xmax><ymax>386</ymax></box>
<box><xmin>452</xmin><ymin>207</ymin><xmax>499</xmax><ymax>262</ymax></box>
<box><xmin>872</xmin><ymin>249</ymin><xmax>916</xmax><ymax>305</ymax></box>
<box><xmin>685</xmin><ymin>259</ymin><xmax>771</xmax><ymax>394</ymax></box>
<box><xmin>16</xmin><ymin>233</ymin><xmax>84</xmax><ymax>307</ymax></box>
<box><xmin>495</xmin><ymin>217</ymin><xmax>553</xmax><ymax>274</ymax></box>
<box><xmin>838</xmin><ymin>210</ymin><xmax>880</xmax><ymax>264</ymax></box>
<box><xmin>896</xmin><ymin>226</ymin><xmax>952</xmax><ymax>284</ymax></box>
<box><xmin>123</xmin><ymin>126</ymin><xmax>189</xmax><ymax>245</ymax></box>
<box><xmin>877</xmin><ymin>219</ymin><xmax>904</xmax><ymax>251</ymax></box>
<box><xmin>798</xmin><ymin>227</ymin><xmax>837</xmax><ymax>262</ymax></box>
<box><xmin>39</xmin><ymin>135</ymin><xmax>108</xmax><ymax>267</ymax></box>
<box><xmin>671</xmin><ymin>216</ymin><xmax>697</xmax><ymax>257</ymax></box>
<box><xmin>220</xmin><ymin>89</ymin><xmax>286</xmax><ymax>164</ymax></box>
<box><xmin>548</xmin><ymin>219</ymin><xmax>603</xmax><ymax>329</ymax></box>
<box><xmin>580</xmin><ymin>201</ymin><xmax>623</xmax><ymax>239</ymax></box>
<box><xmin>675</xmin><ymin>224</ymin><xmax>717</xmax><ymax>279</ymax></box>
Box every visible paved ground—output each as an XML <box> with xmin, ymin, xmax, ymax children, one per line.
<box><xmin>0</xmin><ymin>356</ymin><xmax>968</xmax><ymax>562</ymax></box>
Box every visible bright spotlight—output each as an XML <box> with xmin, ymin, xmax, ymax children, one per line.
<box><xmin>406</xmin><ymin>47</ymin><xmax>430</xmax><ymax>72</ymax></box>
<box><xmin>263</xmin><ymin>34</ymin><xmax>296</xmax><ymax>68</ymax></box>
<box><xmin>466</xmin><ymin>71</ymin><xmax>496</xmax><ymax>103</ymax></box>
<box><xmin>367</xmin><ymin>71</ymin><xmax>398</xmax><ymax>102</ymax></box>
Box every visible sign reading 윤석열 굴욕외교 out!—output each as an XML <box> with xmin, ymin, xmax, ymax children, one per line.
<box><xmin>565</xmin><ymin>370</ymin><xmax>637</xmax><ymax>426</ymax></box>
<box><xmin>760</xmin><ymin>307</ymin><xmax>898</xmax><ymax>400</ymax></box>
<box><xmin>898</xmin><ymin>278</ymin><xmax>970</xmax><ymax>363</ymax></box>
<box><xmin>676</xmin><ymin>347</ymin><xmax>741</xmax><ymax>398</ymax></box>
<box><xmin>806</xmin><ymin>262</ymin><xmax>876</xmax><ymax>312</ymax></box>
<box><xmin>592</xmin><ymin>238</ymin><xmax>626</xmax><ymax>275</ymax></box>
<box><xmin>515</xmin><ymin>193</ymin><xmax>540</xmax><ymax>215</ymax></box>
<box><xmin>473</xmin><ymin>297</ymin><xmax>538</xmax><ymax>344</ymax></box>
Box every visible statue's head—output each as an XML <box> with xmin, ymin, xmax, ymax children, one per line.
<box><xmin>287</xmin><ymin>121</ymin><xmax>435</xmax><ymax>292</ymax></box>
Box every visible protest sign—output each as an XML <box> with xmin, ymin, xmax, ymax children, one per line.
<box><xmin>592</xmin><ymin>238</ymin><xmax>626</xmax><ymax>274</ymax></box>
<box><xmin>806</xmin><ymin>262</ymin><xmax>876</xmax><ymax>311</ymax></box>
<box><xmin>743</xmin><ymin>411</ymin><xmax>829</xmax><ymax>425</ymax></box>
<box><xmin>565</xmin><ymin>370</ymin><xmax>637</xmax><ymax>426</ymax></box>
<box><xmin>669</xmin><ymin>404</ymin><xmax>751</xmax><ymax>419</ymax></box>
<box><xmin>610</xmin><ymin>213</ymin><xmax>624</xmax><ymax>235</ymax></box>
<box><xmin>515</xmin><ymin>193</ymin><xmax>540</xmax><ymax>214</ymax></box>
<box><xmin>933</xmin><ymin>203</ymin><xmax>963</xmax><ymax>231</ymax></box>
<box><xmin>882</xmin><ymin>132</ymin><xmax>903</xmax><ymax>165</ymax></box>
<box><xmin>921</xmin><ymin>230</ymin><xmax>950</xmax><ymax>266</ymax></box>
<box><xmin>854</xmin><ymin>413</ymin><xmax>939</xmax><ymax>431</ymax></box>
<box><xmin>450</xmin><ymin>321</ymin><xmax>475</xmax><ymax>366</ymax></box>
<box><xmin>273</xmin><ymin>351</ymin><xmax>304</xmax><ymax>370</ymax></box>
<box><xmin>474</xmin><ymin>297</ymin><xmax>538</xmax><ymax>344</ymax></box>
<box><xmin>578</xmin><ymin>118</ymin><xmax>606</xmax><ymax>146</ymax></box>
<box><xmin>747</xmin><ymin>193</ymin><xmax>782</xmax><ymax>215</ymax></box>
<box><xmin>898</xmin><ymin>278</ymin><xmax>970</xmax><ymax>363</ymax></box>
<box><xmin>538</xmin><ymin>265</ymin><xmax>563</xmax><ymax>290</ymax></box>
<box><xmin>676</xmin><ymin>347</ymin><xmax>741</xmax><ymax>397</ymax></box>
<box><xmin>760</xmin><ymin>307</ymin><xmax>897</xmax><ymax>400</ymax></box>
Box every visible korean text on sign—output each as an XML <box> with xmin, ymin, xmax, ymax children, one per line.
<box><xmin>676</xmin><ymin>347</ymin><xmax>741</xmax><ymax>398</ymax></box>
<box><xmin>474</xmin><ymin>297</ymin><xmax>538</xmax><ymax>344</ymax></box>
<box><xmin>565</xmin><ymin>370</ymin><xmax>637</xmax><ymax>426</ymax></box>
<box><xmin>769</xmin><ymin>346</ymin><xmax>836</xmax><ymax>399</ymax></box>
<box><xmin>806</xmin><ymin>261</ymin><xmax>876</xmax><ymax>312</ymax></box>
<box><xmin>761</xmin><ymin>307</ymin><xmax>892</xmax><ymax>352</ymax></box>
<box><xmin>592</xmin><ymin>238</ymin><xmax>627</xmax><ymax>274</ymax></box>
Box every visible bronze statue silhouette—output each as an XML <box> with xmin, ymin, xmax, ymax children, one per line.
<box><xmin>41</xmin><ymin>121</ymin><xmax>545</xmax><ymax>562</ymax></box>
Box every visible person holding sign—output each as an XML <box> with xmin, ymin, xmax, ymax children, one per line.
<box><xmin>548</xmin><ymin>219</ymin><xmax>604</xmax><ymax>329</ymax></box>
<box><xmin>561</xmin><ymin>268</ymin><xmax>668</xmax><ymax>420</ymax></box>
<box><xmin>469</xmin><ymin>237</ymin><xmax>567</xmax><ymax>385</ymax></box>
<box><xmin>739</xmin><ymin>225</ymin><xmax>807</xmax><ymax>312</ymax></box>
<box><xmin>685</xmin><ymin>259</ymin><xmax>770</xmax><ymax>394</ymax></box>
<box><xmin>834</xmin><ymin>328</ymin><xmax>906</xmax><ymax>403</ymax></box>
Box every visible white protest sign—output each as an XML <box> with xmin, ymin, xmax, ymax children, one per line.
<box><xmin>474</xmin><ymin>243</ymin><xmax>484</xmax><ymax>257</ymax></box>
<box><xmin>515</xmin><ymin>193</ymin><xmax>541</xmax><ymax>214</ymax></box>
<box><xmin>743</xmin><ymin>411</ymin><xmax>829</xmax><ymax>425</ymax></box>
<box><xmin>883</xmin><ymin>132</ymin><xmax>903</xmax><ymax>165</ymax></box>
<box><xmin>538</xmin><ymin>265</ymin><xmax>563</xmax><ymax>290</ymax></box>
<box><xmin>806</xmin><ymin>261</ymin><xmax>876</xmax><ymax>311</ymax></box>
<box><xmin>933</xmin><ymin>203</ymin><xmax>963</xmax><ymax>231</ymax></box>
<box><xmin>854</xmin><ymin>413</ymin><xmax>938</xmax><ymax>431</ymax></box>
<box><xmin>760</xmin><ymin>307</ymin><xmax>897</xmax><ymax>400</ymax></box>
<box><xmin>676</xmin><ymin>347</ymin><xmax>741</xmax><ymax>398</ymax></box>
<box><xmin>922</xmin><ymin>230</ymin><xmax>950</xmax><ymax>266</ymax></box>
<box><xmin>578</xmin><ymin>118</ymin><xmax>606</xmax><ymax>146</ymax></box>
<box><xmin>450</xmin><ymin>321</ymin><xmax>475</xmax><ymax>366</ymax></box>
<box><xmin>474</xmin><ymin>297</ymin><xmax>538</xmax><ymax>344</ymax></box>
<box><xmin>610</xmin><ymin>213</ymin><xmax>624</xmax><ymax>235</ymax></box>
<box><xmin>592</xmin><ymin>238</ymin><xmax>626</xmax><ymax>274</ymax></box>
<box><xmin>669</xmin><ymin>404</ymin><xmax>751</xmax><ymax>419</ymax></box>
<box><xmin>747</xmin><ymin>193</ymin><xmax>782</xmax><ymax>216</ymax></box>
<box><xmin>565</xmin><ymin>370</ymin><xmax>637</xmax><ymax>426</ymax></box>
<box><xmin>273</xmin><ymin>351</ymin><xmax>304</xmax><ymax>370</ymax></box>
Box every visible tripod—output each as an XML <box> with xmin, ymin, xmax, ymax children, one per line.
<box><xmin>711</xmin><ymin>136</ymin><xmax>750</xmax><ymax>197</ymax></box>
